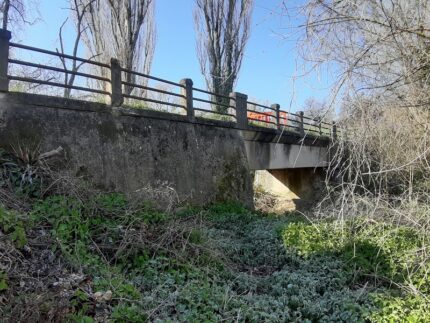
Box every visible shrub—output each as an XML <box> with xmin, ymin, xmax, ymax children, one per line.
<box><xmin>0</xmin><ymin>206</ymin><xmax>28</xmax><ymax>248</ymax></box>
<box><xmin>0</xmin><ymin>271</ymin><xmax>8</xmax><ymax>291</ymax></box>
<box><xmin>32</xmin><ymin>195</ymin><xmax>89</xmax><ymax>247</ymax></box>
<box><xmin>282</xmin><ymin>219</ymin><xmax>430</xmax><ymax>291</ymax></box>
<box><xmin>366</xmin><ymin>293</ymin><xmax>430</xmax><ymax>322</ymax></box>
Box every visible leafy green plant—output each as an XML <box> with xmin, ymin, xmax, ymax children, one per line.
<box><xmin>67</xmin><ymin>314</ymin><xmax>94</xmax><ymax>323</ymax></box>
<box><xmin>135</xmin><ymin>204</ymin><xmax>170</xmax><ymax>225</ymax></box>
<box><xmin>32</xmin><ymin>196</ymin><xmax>88</xmax><ymax>244</ymax></box>
<box><xmin>0</xmin><ymin>206</ymin><xmax>28</xmax><ymax>248</ymax></box>
<box><xmin>188</xmin><ymin>228</ymin><xmax>203</xmax><ymax>244</ymax></box>
<box><xmin>282</xmin><ymin>219</ymin><xmax>430</xmax><ymax>291</ymax></box>
<box><xmin>111</xmin><ymin>304</ymin><xmax>146</xmax><ymax>322</ymax></box>
<box><xmin>0</xmin><ymin>271</ymin><xmax>8</xmax><ymax>291</ymax></box>
<box><xmin>0</xmin><ymin>147</ymin><xmax>44</xmax><ymax>198</ymax></box>
<box><xmin>95</xmin><ymin>193</ymin><xmax>128</xmax><ymax>216</ymax></box>
<box><xmin>69</xmin><ymin>289</ymin><xmax>94</xmax><ymax>320</ymax></box>
<box><xmin>366</xmin><ymin>293</ymin><xmax>430</xmax><ymax>322</ymax></box>
<box><xmin>282</xmin><ymin>221</ymin><xmax>344</xmax><ymax>256</ymax></box>
<box><xmin>31</xmin><ymin>195</ymin><xmax>95</xmax><ymax>266</ymax></box>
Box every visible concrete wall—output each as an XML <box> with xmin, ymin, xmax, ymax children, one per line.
<box><xmin>0</xmin><ymin>92</ymin><xmax>254</xmax><ymax>207</ymax></box>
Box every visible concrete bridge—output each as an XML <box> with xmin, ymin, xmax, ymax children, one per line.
<box><xmin>0</xmin><ymin>91</ymin><xmax>332</xmax><ymax>209</ymax></box>
<box><xmin>242</xmin><ymin>126</ymin><xmax>331</xmax><ymax>207</ymax></box>
<box><xmin>0</xmin><ymin>28</ymin><xmax>334</xmax><ymax>209</ymax></box>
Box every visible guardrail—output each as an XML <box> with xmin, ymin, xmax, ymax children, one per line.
<box><xmin>246</xmin><ymin>101</ymin><xmax>333</xmax><ymax>135</ymax></box>
<box><xmin>8</xmin><ymin>42</ymin><xmax>111</xmax><ymax>96</ymax></box>
<box><xmin>0</xmin><ymin>28</ymin><xmax>337</xmax><ymax>139</ymax></box>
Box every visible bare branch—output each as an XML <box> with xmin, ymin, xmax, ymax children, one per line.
<box><xmin>80</xmin><ymin>0</ymin><xmax>157</xmax><ymax>95</ymax></box>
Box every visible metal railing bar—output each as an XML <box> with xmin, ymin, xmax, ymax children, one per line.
<box><xmin>194</xmin><ymin>107</ymin><xmax>236</xmax><ymax>118</ymax></box>
<box><xmin>303</xmin><ymin>117</ymin><xmax>327</xmax><ymax>124</ymax></box>
<box><xmin>8</xmin><ymin>75</ymin><xmax>110</xmax><ymax>95</ymax></box>
<box><xmin>280</xmin><ymin>124</ymin><xmax>301</xmax><ymax>130</ymax></box>
<box><xmin>249</xmin><ymin>120</ymin><xmax>277</xmax><ymax>126</ymax></box>
<box><xmin>288</xmin><ymin>119</ymin><xmax>301</xmax><ymax>124</ymax></box>
<box><xmin>280</xmin><ymin>110</ymin><xmax>299</xmax><ymax>117</ymax></box>
<box><xmin>122</xmin><ymin>81</ymin><xmax>185</xmax><ymax>98</ymax></box>
<box><xmin>247</xmin><ymin>101</ymin><xmax>276</xmax><ymax>111</ymax></box>
<box><xmin>9</xmin><ymin>42</ymin><xmax>110</xmax><ymax>69</ymax></box>
<box><xmin>302</xmin><ymin>115</ymin><xmax>316</xmax><ymax>120</ymax></box>
<box><xmin>321</xmin><ymin>120</ymin><xmax>333</xmax><ymax>126</ymax></box>
<box><xmin>192</xmin><ymin>87</ymin><xmax>232</xmax><ymax>100</ymax></box>
<box><xmin>303</xmin><ymin>121</ymin><xmax>328</xmax><ymax>128</ymax></box>
<box><xmin>8</xmin><ymin>59</ymin><xmax>110</xmax><ymax>82</ymax></box>
<box><xmin>193</xmin><ymin>97</ymin><xmax>234</xmax><ymax>110</ymax></box>
<box><xmin>304</xmin><ymin>125</ymin><xmax>331</xmax><ymax>133</ymax></box>
<box><xmin>121</xmin><ymin>68</ymin><xmax>183</xmax><ymax>88</ymax></box>
<box><xmin>302</xmin><ymin>116</ymin><xmax>333</xmax><ymax>129</ymax></box>
<box><xmin>304</xmin><ymin>128</ymin><xmax>323</xmax><ymax>134</ymax></box>
<box><xmin>123</xmin><ymin>94</ymin><xmax>186</xmax><ymax>109</ymax></box>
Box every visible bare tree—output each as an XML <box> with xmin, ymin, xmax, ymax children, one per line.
<box><xmin>1</xmin><ymin>0</ymin><xmax>24</xmax><ymax>29</ymax></box>
<box><xmin>1</xmin><ymin>0</ymin><xmax>40</xmax><ymax>31</ymax></box>
<box><xmin>194</xmin><ymin>0</ymin><xmax>253</xmax><ymax>113</ymax></box>
<box><xmin>291</xmin><ymin>0</ymin><xmax>430</xmax><ymax>216</ymax></box>
<box><xmin>57</xmin><ymin>0</ymin><xmax>98</xmax><ymax>98</ymax></box>
<box><xmin>302</xmin><ymin>97</ymin><xmax>334</xmax><ymax>122</ymax></box>
<box><xmin>299</xmin><ymin>0</ymin><xmax>430</xmax><ymax>107</ymax></box>
<box><xmin>81</xmin><ymin>0</ymin><xmax>156</xmax><ymax>95</ymax></box>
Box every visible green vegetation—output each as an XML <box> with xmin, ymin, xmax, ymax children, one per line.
<box><xmin>0</xmin><ymin>147</ymin><xmax>43</xmax><ymax>198</ymax></box>
<box><xmin>283</xmin><ymin>219</ymin><xmax>429</xmax><ymax>290</ymax></box>
<box><xmin>0</xmin><ymin>195</ymin><xmax>428</xmax><ymax>322</ymax></box>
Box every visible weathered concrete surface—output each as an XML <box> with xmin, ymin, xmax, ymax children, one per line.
<box><xmin>254</xmin><ymin>170</ymin><xmax>299</xmax><ymax>200</ymax></box>
<box><xmin>240</xmin><ymin>127</ymin><xmax>330</xmax><ymax>170</ymax></box>
<box><xmin>244</xmin><ymin>141</ymin><xmax>329</xmax><ymax>170</ymax></box>
<box><xmin>254</xmin><ymin>168</ymin><xmax>326</xmax><ymax>211</ymax></box>
<box><xmin>0</xmin><ymin>92</ymin><xmax>254</xmax><ymax>207</ymax></box>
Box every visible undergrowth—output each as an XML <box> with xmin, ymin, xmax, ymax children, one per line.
<box><xmin>0</xmin><ymin>195</ymin><xmax>429</xmax><ymax>322</ymax></box>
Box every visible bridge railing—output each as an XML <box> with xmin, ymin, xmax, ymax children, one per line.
<box><xmin>192</xmin><ymin>86</ymin><xmax>237</xmax><ymax>121</ymax></box>
<box><xmin>246</xmin><ymin>101</ymin><xmax>278</xmax><ymax>129</ymax></box>
<box><xmin>7</xmin><ymin>42</ymin><xmax>111</xmax><ymax>98</ymax></box>
<box><xmin>0</xmin><ymin>28</ymin><xmax>337</xmax><ymax>140</ymax></box>
<box><xmin>120</xmin><ymin>66</ymin><xmax>187</xmax><ymax>113</ymax></box>
<box><xmin>245</xmin><ymin>100</ymin><xmax>334</xmax><ymax>137</ymax></box>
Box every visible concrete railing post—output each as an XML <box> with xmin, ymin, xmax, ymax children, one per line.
<box><xmin>180</xmin><ymin>78</ymin><xmax>194</xmax><ymax>118</ymax></box>
<box><xmin>271</xmin><ymin>103</ymin><xmax>281</xmax><ymax>129</ymax></box>
<box><xmin>0</xmin><ymin>29</ymin><xmax>11</xmax><ymax>92</ymax></box>
<box><xmin>110</xmin><ymin>58</ymin><xmax>123</xmax><ymax>107</ymax></box>
<box><xmin>332</xmin><ymin>121</ymin><xmax>338</xmax><ymax>140</ymax></box>
<box><xmin>230</xmin><ymin>92</ymin><xmax>248</xmax><ymax>129</ymax></box>
<box><xmin>298</xmin><ymin>111</ymin><xmax>305</xmax><ymax>137</ymax></box>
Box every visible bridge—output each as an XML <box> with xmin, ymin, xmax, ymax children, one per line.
<box><xmin>0</xmin><ymin>29</ymin><xmax>335</xmax><ymax>208</ymax></box>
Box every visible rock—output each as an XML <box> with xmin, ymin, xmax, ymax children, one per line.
<box><xmin>93</xmin><ymin>291</ymin><xmax>104</xmax><ymax>302</ymax></box>
<box><xmin>94</xmin><ymin>290</ymin><xmax>113</xmax><ymax>302</ymax></box>
<box><xmin>102</xmin><ymin>290</ymin><xmax>112</xmax><ymax>302</ymax></box>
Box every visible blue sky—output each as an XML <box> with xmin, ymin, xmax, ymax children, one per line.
<box><xmin>14</xmin><ymin>0</ymin><xmax>333</xmax><ymax>112</ymax></box>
